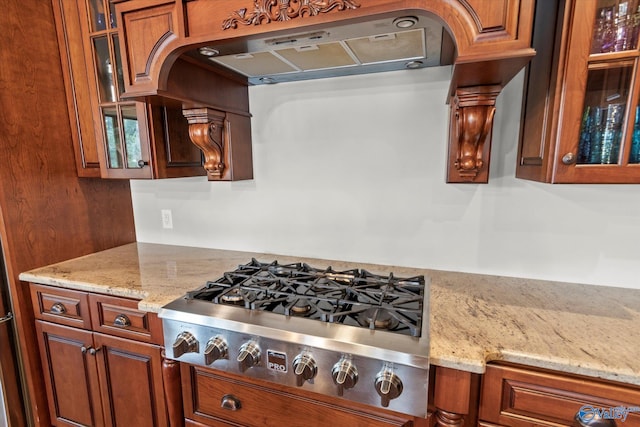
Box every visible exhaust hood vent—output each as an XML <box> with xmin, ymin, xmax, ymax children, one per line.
<box><xmin>189</xmin><ymin>15</ymin><xmax>452</xmax><ymax>85</ymax></box>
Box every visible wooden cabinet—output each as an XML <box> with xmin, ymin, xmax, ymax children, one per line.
<box><xmin>114</xmin><ymin>0</ymin><xmax>535</xmax><ymax>183</ymax></box>
<box><xmin>517</xmin><ymin>0</ymin><xmax>640</xmax><ymax>183</ymax></box>
<box><xmin>52</xmin><ymin>0</ymin><xmax>206</xmax><ymax>179</ymax></box>
<box><xmin>479</xmin><ymin>363</ymin><xmax>640</xmax><ymax>426</ymax></box>
<box><xmin>30</xmin><ymin>284</ymin><xmax>168</xmax><ymax>427</ymax></box>
<box><xmin>182</xmin><ymin>364</ymin><xmax>428</xmax><ymax>427</ymax></box>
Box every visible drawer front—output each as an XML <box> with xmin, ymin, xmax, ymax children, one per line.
<box><xmin>479</xmin><ymin>364</ymin><xmax>640</xmax><ymax>427</ymax></box>
<box><xmin>89</xmin><ymin>294</ymin><xmax>163</xmax><ymax>344</ymax></box>
<box><xmin>30</xmin><ymin>284</ymin><xmax>91</xmax><ymax>329</ymax></box>
<box><xmin>183</xmin><ymin>365</ymin><xmax>414</xmax><ymax>427</ymax></box>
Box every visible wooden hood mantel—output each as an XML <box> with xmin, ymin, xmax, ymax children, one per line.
<box><xmin>114</xmin><ymin>0</ymin><xmax>535</xmax><ymax>183</ymax></box>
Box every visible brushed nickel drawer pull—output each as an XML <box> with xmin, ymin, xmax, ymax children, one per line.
<box><xmin>220</xmin><ymin>394</ymin><xmax>241</xmax><ymax>411</ymax></box>
<box><xmin>113</xmin><ymin>314</ymin><xmax>131</xmax><ymax>327</ymax></box>
<box><xmin>50</xmin><ymin>302</ymin><xmax>66</xmax><ymax>315</ymax></box>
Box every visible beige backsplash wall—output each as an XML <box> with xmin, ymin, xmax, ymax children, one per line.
<box><xmin>130</xmin><ymin>66</ymin><xmax>640</xmax><ymax>289</ymax></box>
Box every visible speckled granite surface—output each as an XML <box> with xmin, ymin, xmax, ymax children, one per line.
<box><xmin>19</xmin><ymin>242</ymin><xmax>640</xmax><ymax>387</ymax></box>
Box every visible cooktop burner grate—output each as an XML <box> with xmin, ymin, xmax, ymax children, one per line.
<box><xmin>187</xmin><ymin>259</ymin><xmax>425</xmax><ymax>337</ymax></box>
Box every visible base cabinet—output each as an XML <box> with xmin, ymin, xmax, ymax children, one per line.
<box><xmin>182</xmin><ymin>364</ymin><xmax>426</xmax><ymax>427</ymax></box>
<box><xmin>31</xmin><ymin>284</ymin><xmax>168</xmax><ymax>427</ymax></box>
<box><xmin>479</xmin><ymin>363</ymin><xmax>640</xmax><ymax>427</ymax></box>
<box><xmin>35</xmin><ymin>322</ymin><xmax>103</xmax><ymax>426</ymax></box>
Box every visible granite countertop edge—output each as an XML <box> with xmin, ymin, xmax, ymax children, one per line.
<box><xmin>19</xmin><ymin>242</ymin><xmax>640</xmax><ymax>387</ymax></box>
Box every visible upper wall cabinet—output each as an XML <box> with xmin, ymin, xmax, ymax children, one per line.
<box><xmin>517</xmin><ymin>0</ymin><xmax>640</xmax><ymax>183</ymax></box>
<box><xmin>53</xmin><ymin>0</ymin><xmax>209</xmax><ymax>179</ymax></box>
<box><xmin>112</xmin><ymin>0</ymin><xmax>536</xmax><ymax>183</ymax></box>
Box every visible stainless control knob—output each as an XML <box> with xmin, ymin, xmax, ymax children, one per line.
<box><xmin>375</xmin><ymin>367</ymin><xmax>403</xmax><ymax>407</ymax></box>
<box><xmin>204</xmin><ymin>336</ymin><xmax>228</xmax><ymax>365</ymax></box>
<box><xmin>292</xmin><ymin>353</ymin><xmax>317</xmax><ymax>387</ymax></box>
<box><xmin>237</xmin><ymin>340</ymin><xmax>261</xmax><ymax>372</ymax></box>
<box><xmin>172</xmin><ymin>332</ymin><xmax>199</xmax><ymax>358</ymax></box>
<box><xmin>331</xmin><ymin>357</ymin><xmax>358</xmax><ymax>396</ymax></box>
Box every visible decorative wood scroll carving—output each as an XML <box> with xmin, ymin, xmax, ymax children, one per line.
<box><xmin>183</xmin><ymin>108</ymin><xmax>228</xmax><ymax>180</ymax></box>
<box><xmin>222</xmin><ymin>0</ymin><xmax>360</xmax><ymax>30</ymax></box>
<box><xmin>447</xmin><ymin>86</ymin><xmax>502</xmax><ymax>183</ymax></box>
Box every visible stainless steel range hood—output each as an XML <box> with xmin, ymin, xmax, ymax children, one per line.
<box><xmin>187</xmin><ymin>14</ymin><xmax>453</xmax><ymax>85</ymax></box>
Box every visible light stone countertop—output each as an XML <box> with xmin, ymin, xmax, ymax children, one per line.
<box><xmin>19</xmin><ymin>242</ymin><xmax>640</xmax><ymax>387</ymax></box>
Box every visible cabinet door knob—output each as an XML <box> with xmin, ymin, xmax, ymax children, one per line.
<box><xmin>89</xmin><ymin>347</ymin><xmax>101</xmax><ymax>356</ymax></box>
<box><xmin>562</xmin><ymin>152</ymin><xmax>576</xmax><ymax>165</ymax></box>
<box><xmin>574</xmin><ymin>408</ymin><xmax>617</xmax><ymax>427</ymax></box>
<box><xmin>50</xmin><ymin>302</ymin><xmax>67</xmax><ymax>315</ymax></box>
<box><xmin>137</xmin><ymin>159</ymin><xmax>149</xmax><ymax>168</ymax></box>
<box><xmin>220</xmin><ymin>394</ymin><xmax>241</xmax><ymax>411</ymax></box>
<box><xmin>81</xmin><ymin>346</ymin><xmax>90</xmax><ymax>354</ymax></box>
<box><xmin>113</xmin><ymin>314</ymin><xmax>131</xmax><ymax>327</ymax></box>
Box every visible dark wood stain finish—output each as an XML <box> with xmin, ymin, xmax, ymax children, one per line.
<box><xmin>0</xmin><ymin>1</ymin><xmax>136</xmax><ymax>424</ymax></box>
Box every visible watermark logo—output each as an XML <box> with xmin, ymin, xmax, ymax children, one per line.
<box><xmin>578</xmin><ymin>405</ymin><xmax>640</xmax><ymax>423</ymax></box>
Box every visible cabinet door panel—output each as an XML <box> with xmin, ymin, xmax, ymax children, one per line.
<box><xmin>35</xmin><ymin>321</ymin><xmax>104</xmax><ymax>427</ymax></box>
<box><xmin>52</xmin><ymin>0</ymin><xmax>102</xmax><ymax>177</ymax></box>
<box><xmin>479</xmin><ymin>364</ymin><xmax>640</xmax><ymax>427</ymax></box>
<box><xmin>183</xmin><ymin>365</ymin><xmax>413</xmax><ymax>427</ymax></box>
<box><xmin>93</xmin><ymin>332</ymin><xmax>167</xmax><ymax>427</ymax></box>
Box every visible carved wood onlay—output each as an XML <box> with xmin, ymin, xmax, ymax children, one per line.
<box><xmin>449</xmin><ymin>85</ymin><xmax>501</xmax><ymax>183</ymax></box>
<box><xmin>183</xmin><ymin>108</ymin><xmax>227</xmax><ymax>180</ymax></box>
<box><xmin>222</xmin><ymin>0</ymin><xmax>360</xmax><ymax>30</ymax></box>
<box><xmin>434</xmin><ymin>409</ymin><xmax>465</xmax><ymax>427</ymax></box>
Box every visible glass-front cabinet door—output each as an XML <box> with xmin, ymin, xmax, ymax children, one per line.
<box><xmin>554</xmin><ymin>0</ymin><xmax>640</xmax><ymax>182</ymax></box>
<box><xmin>84</xmin><ymin>0</ymin><xmax>152</xmax><ymax>179</ymax></box>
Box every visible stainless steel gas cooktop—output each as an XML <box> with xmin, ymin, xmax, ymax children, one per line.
<box><xmin>159</xmin><ymin>259</ymin><xmax>430</xmax><ymax>417</ymax></box>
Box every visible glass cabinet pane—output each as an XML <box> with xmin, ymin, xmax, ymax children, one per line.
<box><xmin>113</xmin><ymin>36</ymin><xmax>125</xmax><ymax>97</ymax></box>
<box><xmin>102</xmin><ymin>106</ymin><xmax>122</xmax><ymax>169</ymax></box>
<box><xmin>121</xmin><ymin>105</ymin><xmax>142</xmax><ymax>168</ymax></box>
<box><xmin>630</xmin><ymin>104</ymin><xmax>640</xmax><ymax>163</ymax></box>
<box><xmin>592</xmin><ymin>0</ymin><xmax>640</xmax><ymax>53</ymax></box>
<box><xmin>577</xmin><ymin>65</ymin><xmax>633</xmax><ymax>164</ymax></box>
<box><xmin>109</xmin><ymin>1</ymin><xmax>117</xmax><ymax>28</ymax></box>
<box><xmin>89</xmin><ymin>0</ymin><xmax>106</xmax><ymax>32</ymax></box>
<box><xmin>93</xmin><ymin>37</ymin><xmax>116</xmax><ymax>103</ymax></box>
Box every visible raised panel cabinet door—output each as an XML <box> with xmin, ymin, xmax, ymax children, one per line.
<box><xmin>35</xmin><ymin>320</ymin><xmax>104</xmax><ymax>427</ymax></box>
<box><xmin>93</xmin><ymin>332</ymin><xmax>168</xmax><ymax>427</ymax></box>
<box><xmin>479</xmin><ymin>364</ymin><xmax>640</xmax><ymax>426</ymax></box>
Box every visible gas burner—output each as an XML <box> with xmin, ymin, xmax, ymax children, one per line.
<box><xmin>219</xmin><ymin>288</ymin><xmax>245</xmax><ymax>305</ymax></box>
<box><xmin>187</xmin><ymin>259</ymin><xmax>425</xmax><ymax>337</ymax></box>
<box><xmin>288</xmin><ymin>298</ymin><xmax>312</xmax><ymax>315</ymax></box>
<box><xmin>357</xmin><ymin>307</ymin><xmax>399</xmax><ymax>330</ymax></box>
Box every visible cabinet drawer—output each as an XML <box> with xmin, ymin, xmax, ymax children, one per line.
<box><xmin>183</xmin><ymin>365</ymin><xmax>413</xmax><ymax>427</ymax></box>
<box><xmin>89</xmin><ymin>294</ymin><xmax>163</xmax><ymax>344</ymax></box>
<box><xmin>30</xmin><ymin>284</ymin><xmax>91</xmax><ymax>329</ymax></box>
<box><xmin>479</xmin><ymin>363</ymin><xmax>640</xmax><ymax>427</ymax></box>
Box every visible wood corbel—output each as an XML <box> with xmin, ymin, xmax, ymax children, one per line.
<box><xmin>447</xmin><ymin>86</ymin><xmax>502</xmax><ymax>183</ymax></box>
<box><xmin>182</xmin><ymin>107</ymin><xmax>254</xmax><ymax>181</ymax></box>
<box><xmin>183</xmin><ymin>107</ymin><xmax>227</xmax><ymax>180</ymax></box>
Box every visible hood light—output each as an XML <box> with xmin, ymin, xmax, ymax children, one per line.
<box><xmin>393</xmin><ymin>16</ymin><xmax>418</xmax><ymax>29</ymax></box>
<box><xmin>198</xmin><ymin>47</ymin><xmax>220</xmax><ymax>57</ymax></box>
<box><xmin>260</xmin><ymin>77</ymin><xmax>276</xmax><ymax>84</ymax></box>
<box><xmin>405</xmin><ymin>60</ymin><xmax>424</xmax><ymax>69</ymax></box>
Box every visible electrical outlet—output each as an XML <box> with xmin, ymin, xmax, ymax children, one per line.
<box><xmin>161</xmin><ymin>209</ymin><xmax>173</xmax><ymax>229</ymax></box>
